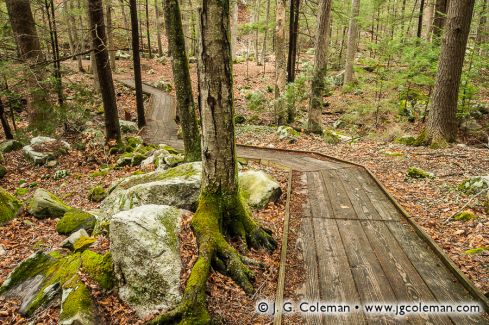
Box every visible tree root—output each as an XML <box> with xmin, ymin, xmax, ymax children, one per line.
<box><xmin>149</xmin><ymin>192</ymin><xmax>276</xmax><ymax>324</ymax></box>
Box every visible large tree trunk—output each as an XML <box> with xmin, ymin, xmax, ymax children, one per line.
<box><xmin>129</xmin><ymin>0</ymin><xmax>146</xmax><ymax>128</ymax></box>
<box><xmin>417</xmin><ymin>0</ymin><xmax>426</xmax><ymax>38</ymax></box>
<box><xmin>475</xmin><ymin>0</ymin><xmax>488</xmax><ymax>55</ymax></box>
<box><xmin>163</xmin><ymin>0</ymin><xmax>201</xmax><ymax>161</ymax></box>
<box><xmin>423</xmin><ymin>0</ymin><xmax>434</xmax><ymax>39</ymax></box>
<box><xmin>88</xmin><ymin>0</ymin><xmax>121</xmax><ymax>142</ymax></box>
<box><xmin>274</xmin><ymin>0</ymin><xmax>287</xmax><ymax>125</ymax></box>
<box><xmin>5</xmin><ymin>0</ymin><xmax>52</xmax><ymax>129</ymax></box>
<box><xmin>150</xmin><ymin>1</ymin><xmax>275</xmax><ymax>323</ymax></box>
<box><xmin>69</xmin><ymin>0</ymin><xmax>84</xmax><ymax>72</ymax></box>
<box><xmin>106</xmin><ymin>0</ymin><xmax>116</xmax><ymax>70</ymax></box>
<box><xmin>432</xmin><ymin>0</ymin><xmax>449</xmax><ymax>38</ymax></box>
<box><xmin>308</xmin><ymin>0</ymin><xmax>332</xmax><ymax>133</ymax></box>
<box><xmin>420</xmin><ymin>0</ymin><xmax>475</xmax><ymax>147</ymax></box>
<box><xmin>344</xmin><ymin>0</ymin><xmax>361</xmax><ymax>85</ymax></box>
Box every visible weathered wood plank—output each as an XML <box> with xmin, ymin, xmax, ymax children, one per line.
<box><xmin>335</xmin><ymin>169</ymin><xmax>378</xmax><ymax>220</ymax></box>
<box><xmin>307</xmin><ymin>172</ymin><xmax>334</xmax><ymax>219</ymax></box>
<box><xmin>361</xmin><ymin>220</ymin><xmax>453</xmax><ymax>325</ymax></box>
<box><xmin>321</xmin><ymin>170</ymin><xmax>358</xmax><ymax>220</ymax></box>
<box><xmin>336</xmin><ymin>219</ymin><xmax>399</xmax><ymax>324</ymax></box>
<box><xmin>387</xmin><ymin>221</ymin><xmax>486</xmax><ymax>324</ymax></box>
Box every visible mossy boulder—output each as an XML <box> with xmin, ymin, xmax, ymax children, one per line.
<box><xmin>453</xmin><ymin>210</ymin><xmax>478</xmax><ymax>222</ymax></box>
<box><xmin>119</xmin><ymin>120</ymin><xmax>138</xmax><ymax>133</ymax></box>
<box><xmin>458</xmin><ymin>176</ymin><xmax>489</xmax><ymax>195</ymax></box>
<box><xmin>28</xmin><ymin>188</ymin><xmax>72</xmax><ymax>218</ymax></box>
<box><xmin>110</xmin><ymin>205</ymin><xmax>183</xmax><ymax>317</ymax></box>
<box><xmin>100</xmin><ymin>162</ymin><xmax>202</xmax><ymax>217</ymax></box>
<box><xmin>0</xmin><ymin>139</ymin><xmax>23</xmax><ymax>153</ymax></box>
<box><xmin>73</xmin><ymin>236</ymin><xmax>96</xmax><ymax>252</ymax></box>
<box><xmin>239</xmin><ymin>170</ymin><xmax>282</xmax><ymax>209</ymax></box>
<box><xmin>0</xmin><ymin>187</ymin><xmax>22</xmax><ymax>225</ymax></box>
<box><xmin>323</xmin><ymin>129</ymin><xmax>352</xmax><ymax>144</ymax></box>
<box><xmin>61</xmin><ymin>229</ymin><xmax>90</xmax><ymax>250</ymax></box>
<box><xmin>87</xmin><ymin>186</ymin><xmax>107</xmax><ymax>203</ymax></box>
<box><xmin>396</xmin><ymin>135</ymin><xmax>417</xmax><ymax>146</ymax></box>
<box><xmin>407</xmin><ymin>167</ymin><xmax>434</xmax><ymax>179</ymax></box>
<box><xmin>276</xmin><ymin>126</ymin><xmax>299</xmax><ymax>141</ymax></box>
<box><xmin>57</xmin><ymin>210</ymin><xmax>97</xmax><ymax>235</ymax></box>
<box><xmin>0</xmin><ymin>165</ymin><xmax>6</xmax><ymax>178</ymax></box>
<box><xmin>22</xmin><ymin>136</ymin><xmax>70</xmax><ymax>165</ymax></box>
<box><xmin>81</xmin><ymin>251</ymin><xmax>114</xmax><ymax>290</ymax></box>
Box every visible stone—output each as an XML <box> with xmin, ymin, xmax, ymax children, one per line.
<box><xmin>276</xmin><ymin>126</ymin><xmax>299</xmax><ymax>141</ymax></box>
<box><xmin>101</xmin><ymin>162</ymin><xmax>202</xmax><ymax>217</ymax></box>
<box><xmin>323</xmin><ymin>129</ymin><xmax>352</xmax><ymax>144</ymax></box>
<box><xmin>0</xmin><ymin>139</ymin><xmax>23</xmax><ymax>153</ymax></box>
<box><xmin>239</xmin><ymin>170</ymin><xmax>282</xmax><ymax>209</ymax></box>
<box><xmin>53</xmin><ymin>169</ymin><xmax>69</xmax><ymax>180</ymax></box>
<box><xmin>28</xmin><ymin>189</ymin><xmax>72</xmax><ymax>219</ymax></box>
<box><xmin>110</xmin><ymin>205</ymin><xmax>184</xmax><ymax>317</ymax></box>
<box><xmin>396</xmin><ymin>135</ymin><xmax>417</xmax><ymax>146</ymax></box>
<box><xmin>461</xmin><ymin>119</ymin><xmax>483</xmax><ymax>132</ymax></box>
<box><xmin>407</xmin><ymin>167</ymin><xmax>434</xmax><ymax>179</ymax></box>
<box><xmin>61</xmin><ymin>229</ymin><xmax>90</xmax><ymax>250</ymax></box>
<box><xmin>73</xmin><ymin>236</ymin><xmax>97</xmax><ymax>252</ymax></box>
<box><xmin>81</xmin><ymin>128</ymin><xmax>105</xmax><ymax>146</ymax></box>
<box><xmin>23</xmin><ymin>137</ymin><xmax>70</xmax><ymax>165</ymax></box>
<box><xmin>87</xmin><ymin>186</ymin><xmax>107</xmax><ymax>203</ymax></box>
<box><xmin>458</xmin><ymin>176</ymin><xmax>489</xmax><ymax>194</ymax></box>
<box><xmin>0</xmin><ymin>187</ymin><xmax>22</xmax><ymax>225</ymax></box>
<box><xmin>57</xmin><ymin>210</ymin><xmax>97</xmax><ymax>235</ymax></box>
<box><xmin>119</xmin><ymin>120</ymin><xmax>138</xmax><ymax>133</ymax></box>
<box><xmin>116</xmin><ymin>50</ymin><xmax>131</xmax><ymax>59</ymax></box>
<box><xmin>153</xmin><ymin>79</ymin><xmax>173</xmax><ymax>92</ymax></box>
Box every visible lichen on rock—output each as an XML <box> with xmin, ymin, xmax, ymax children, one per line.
<box><xmin>28</xmin><ymin>188</ymin><xmax>72</xmax><ymax>218</ymax></box>
<box><xmin>57</xmin><ymin>210</ymin><xmax>97</xmax><ymax>235</ymax></box>
<box><xmin>239</xmin><ymin>170</ymin><xmax>282</xmax><ymax>209</ymax></box>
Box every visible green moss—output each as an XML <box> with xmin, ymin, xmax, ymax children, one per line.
<box><xmin>15</xmin><ymin>187</ymin><xmax>29</xmax><ymax>196</ymax></box>
<box><xmin>464</xmin><ymin>247</ymin><xmax>489</xmax><ymax>255</ymax></box>
<box><xmin>453</xmin><ymin>210</ymin><xmax>478</xmax><ymax>222</ymax></box>
<box><xmin>407</xmin><ymin>167</ymin><xmax>434</xmax><ymax>179</ymax></box>
<box><xmin>161</xmin><ymin>145</ymin><xmax>179</xmax><ymax>154</ymax></box>
<box><xmin>87</xmin><ymin>186</ymin><xmax>107</xmax><ymax>202</ymax></box>
<box><xmin>73</xmin><ymin>236</ymin><xmax>96</xmax><ymax>252</ymax></box>
<box><xmin>89</xmin><ymin>168</ymin><xmax>109</xmax><ymax>178</ymax></box>
<box><xmin>0</xmin><ymin>165</ymin><xmax>6</xmax><ymax>178</ymax></box>
<box><xmin>0</xmin><ymin>187</ymin><xmax>22</xmax><ymax>225</ymax></box>
<box><xmin>60</xmin><ymin>278</ymin><xmax>95</xmax><ymax>323</ymax></box>
<box><xmin>81</xmin><ymin>250</ymin><xmax>114</xmax><ymax>290</ymax></box>
<box><xmin>56</xmin><ymin>210</ymin><xmax>96</xmax><ymax>235</ymax></box>
<box><xmin>397</xmin><ymin>135</ymin><xmax>417</xmax><ymax>146</ymax></box>
<box><xmin>28</xmin><ymin>189</ymin><xmax>72</xmax><ymax>218</ymax></box>
<box><xmin>381</xmin><ymin>150</ymin><xmax>404</xmax><ymax>157</ymax></box>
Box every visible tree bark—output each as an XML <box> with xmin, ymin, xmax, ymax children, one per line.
<box><xmin>475</xmin><ymin>0</ymin><xmax>488</xmax><ymax>55</ymax></box>
<box><xmin>274</xmin><ymin>0</ymin><xmax>287</xmax><ymax>125</ymax></box>
<box><xmin>145</xmin><ymin>0</ymin><xmax>152</xmax><ymax>58</ymax></box>
<box><xmin>5</xmin><ymin>0</ymin><xmax>52</xmax><ymax>129</ymax></box>
<box><xmin>261</xmin><ymin>0</ymin><xmax>271</xmax><ymax>70</ymax></box>
<box><xmin>163</xmin><ymin>0</ymin><xmax>201</xmax><ymax>161</ymax></box>
<box><xmin>69</xmin><ymin>0</ymin><xmax>84</xmax><ymax>71</ymax></box>
<box><xmin>423</xmin><ymin>0</ymin><xmax>434</xmax><ymax>39</ymax></box>
<box><xmin>344</xmin><ymin>0</ymin><xmax>361</xmax><ymax>85</ymax></box>
<box><xmin>106</xmin><ymin>0</ymin><xmax>116</xmax><ymax>70</ymax></box>
<box><xmin>0</xmin><ymin>98</ymin><xmax>13</xmax><ymax>140</ymax></box>
<box><xmin>287</xmin><ymin>0</ymin><xmax>300</xmax><ymax>83</ymax></box>
<box><xmin>417</xmin><ymin>0</ymin><xmax>426</xmax><ymax>38</ymax></box>
<box><xmin>155</xmin><ymin>0</ymin><xmax>163</xmax><ymax>56</ymax></box>
<box><xmin>432</xmin><ymin>0</ymin><xmax>449</xmax><ymax>39</ymax></box>
<box><xmin>88</xmin><ymin>0</ymin><xmax>121</xmax><ymax>142</ymax></box>
<box><xmin>120</xmin><ymin>0</ymin><xmax>132</xmax><ymax>50</ymax></box>
<box><xmin>421</xmin><ymin>0</ymin><xmax>475</xmax><ymax>147</ymax></box>
<box><xmin>308</xmin><ymin>0</ymin><xmax>332</xmax><ymax>133</ymax></box>
<box><xmin>231</xmin><ymin>0</ymin><xmax>238</xmax><ymax>61</ymax></box>
<box><xmin>254</xmin><ymin>0</ymin><xmax>261</xmax><ymax>64</ymax></box>
<box><xmin>150</xmin><ymin>1</ymin><xmax>275</xmax><ymax>323</ymax></box>
<box><xmin>129</xmin><ymin>0</ymin><xmax>146</xmax><ymax>128</ymax></box>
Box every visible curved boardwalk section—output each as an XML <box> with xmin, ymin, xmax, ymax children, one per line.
<box><xmin>118</xmin><ymin>79</ymin><xmax>488</xmax><ymax>324</ymax></box>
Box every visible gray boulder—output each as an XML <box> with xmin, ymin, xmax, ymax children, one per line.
<box><xmin>0</xmin><ymin>139</ymin><xmax>23</xmax><ymax>153</ymax></box>
<box><xmin>101</xmin><ymin>162</ymin><xmax>202</xmax><ymax>217</ymax></box>
<box><xmin>23</xmin><ymin>136</ymin><xmax>70</xmax><ymax>165</ymax></box>
<box><xmin>240</xmin><ymin>170</ymin><xmax>282</xmax><ymax>209</ymax></box>
<box><xmin>28</xmin><ymin>188</ymin><xmax>72</xmax><ymax>218</ymax></box>
<box><xmin>459</xmin><ymin>176</ymin><xmax>489</xmax><ymax>194</ymax></box>
<box><xmin>109</xmin><ymin>205</ymin><xmax>183</xmax><ymax>317</ymax></box>
<box><xmin>119</xmin><ymin>120</ymin><xmax>138</xmax><ymax>133</ymax></box>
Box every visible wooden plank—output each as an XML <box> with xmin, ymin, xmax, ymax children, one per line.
<box><xmin>298</xmin><ymin>217</ymin><xmax>322</xmax><ymax>325</ymax></box>
<box><xmin>300</xmin><ymin>156</ymin><xmax>344</xmax><ymax>170</ymax></box>
<box><xmin>335</xmin><ymin>169</ymin><xmax>377</xmax><ymax>220</ymax></box>
<box><xmin>361</xmin><ymin>220</ymin><xmax>453</xmax><ymax>325</ymax></box>
<box><xmin>307</xmin><ymin>172</ymin><xmax>334</xmax><ymax>219</ymax></box>
<box><xmin>321</xmin><ymin>170</ymin><xmax>358</xmax><ymax>220</ymax></box>
<box><xmin>350</xmin><ymin>168</ymin><xmax>400</xmax><ymax>221</ymax></box>
<box><xmin>336</xmin><ymin>219</ymin><xmax>399</xmax><ymax>324</ymax></box>
<box><xmin>387</xmin><ymin>221</ymin><xmax>486</xmax><ymax>325</ymax></box>
<box><xmin>313</xmin><ymin>218</ymin><xmax>366</xmax><ymax>324</ymax></box>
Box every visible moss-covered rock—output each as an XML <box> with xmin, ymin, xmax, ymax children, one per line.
<box><xmin>458</xmin><ymin>176</ymin><xmax>489</xmax><ymax>195</ymax></box>
<box><xmin>0</xmin><ymin>139</ymin><xmax>23</xmax><ymax>153</ymax></box>
<box><xmin>453</xmin><ymin>210</ymin><xmax>478</xmax><ymax>222</ymax></box>
<box><xmin>119</xmin><ymin>120</ymin><xmax>138</xmax><ymax>133</ymax></box>
<box><xmin>73</xmin><ymin>236</ymin><xmax>96</xmax><ymax>252</ymax></box>
<box><xmin>276</xmin><ymin>126</ymin><xmax>299</xmax><ymax>141</ymax></box>
<box><xmin>0</xmin><ymin>187</ymin><xmax>22</xmax><ymax>225</ymax></box>
<box><xmin>59</xmin><ymin>276</ymin><xmax>97</xmax><ymax>325</ymax></box>
<box><xmin>396</xmin><ymin>135</ymin><xmax>417</xmax><ymax>146</ymax></box>
<box><xmin>57</xmin><ymin>210</ymin><xmax>97</xmax><ymax>235</ymax></box>
<box><xmin>61</xmin><ymin>229</ymin><xmax>90</xmax><ymax>250</ymax></box>
<box><xmin>81</xmin><ymin>250</ymin><xmax>114</xmax><ymax>290</ymax></box>
<box><xmin>87</xmin><ymin>186</ymin><xmax>107</xmax><ymax>203</ymax></box>
<box><xmin>0</xmin><ymin>165</ymin><xmax>6</xmax><ymax>178</ymax></box>
<box><xmin>323</xmin><ymin>129</ymin><xmax>352</xmax><ymax>144</ymax></box>
<box><xmin>28</xmin><ymin>188</ymin><xmax>72</xmax><ymax>218</ymax></box>
<box><xmin>407</xmin><ymin>167</ymin><xmax>434</xmax><ymax>179</ymax></box>
<box><xmin>22</xmin><ymin>137</ymin><xmax>71</xmax><ymax>166</ymax></box>
<box><xmin>239</xmin><ymin>170</ymin><xmax>282</xmax><ymax>209</ymax></box>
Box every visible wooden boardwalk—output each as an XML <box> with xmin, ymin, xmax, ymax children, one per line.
<box><xmin>117</xmin><ymin>79</ymin><xmax>488</xmax><ymax>324</ymax></box>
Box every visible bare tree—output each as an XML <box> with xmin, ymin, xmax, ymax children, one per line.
<box><xmin>275</xmin><ymin>0</ymin><xmax>287</xmax><ymax>125</ymax></box>
<box><xmin>344</xmin><ymin>0</ymin><xmax>361</xmax><ymax>85</ymax></box>
<box><xmin>129</xmin><ymin>0</ymin><xmax>146</xmax><ymax>128</ymax></box>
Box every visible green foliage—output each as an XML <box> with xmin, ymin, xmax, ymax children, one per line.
<box><xmin>407</xmin><ymin>167</ymin><xmax>434</xmax><ymax>179</ymax></box>
<box><xmin>243</xmin><ymin>90</ymin><xmax>267</xmax><ymax>111</ymax></box>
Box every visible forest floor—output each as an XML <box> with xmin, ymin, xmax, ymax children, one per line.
<box><xmin>0</xmin><ymin>56</ymin><xmax>488</xmax><ymax>323</ymax></box>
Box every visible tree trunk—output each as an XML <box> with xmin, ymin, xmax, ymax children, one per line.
<box><xmin>0</xmin><ymin>98</ymin><xmax>13</xmax><ymax>140</ymax></box>
<box><xmin>308</xmin><ymin>0</ymin><xmax>333</xmax><ymax>133</ymax></box>
<box><xmin>45</xmin><ymin>0</ymin><xmax>64</xmax><ymax>106</ymax></box>
<box><xmin>145</xmin><ymin>0</ymin><xmax>152</xmax><ymax>58</ymax></box>
<box><xmin>432</xmin><ymin>0</ymin><xmax>449</xmax><ymax>39</ymax></box>
<box><xmin>69</xmin><ymin>0</ymin><xmax>84</xmax><ymax>71</ymax></box>
<box><xmin>5</xmin><ymin>0</ymin><xmax>52</xmax><ymax>129</ymax></box>
<box><xmin>423</xmin><ymin>0</ymin><xmax>434</xmax><ymax>39</ymax></box>
<box><xmin>344</xmin><ymin>0</ymin><xmax>361</xmax><ymax>85</ymax></box>
<box><xmin>106</xmin><ymin>0</ymin><xmax>116</xmax><ymax>70</ymax></box>
<box><xmin>155</xmin><ymin>0</ymin><xmax>163</xmax><ymax>56</ymax></box>
<box><xmin>120</xmin><ymin>0</ymin><xmax>132</xmax><ymax>50</ymax></box>
<box><xmin>129</xmin><ymin>0</ymin><xmax>146</xmax><ymax>128</ymax></box>
<box><xmin>287</xmin><ymin>0</ymin><xmax>300</xmax><ymax>83</ymax></box>
<box><xmin>421</xmin><ymin>0</ymin><xmax>475</xmax><ymax>147</ymax></box>
<box><xmin>150</xmin><ymin>1</ymin><xmax>275</xmax><ymax>323</ymax></box>
<box><xmin>261</xmin><ymin>0</ymin><xmax>271</xmax><ymax>70</ymax></box>
<box><xmin>417</xmin><ymin>0</ymin><xmax>425</xmax><ymax>38</ymax></box>
<box><xmin>231</xmin><ymin>0</ymin><xmax>238</xmax><ymax>61</ymax></box>
<box><xmin>475</xmin><ymin>0</ymin><xmax>487</xmax><ymax>55</ymax></box>
<box><xmin>254</xmin><ymin>0</ymin><xmax>261</xmax><ymax>64</ymax></box>
<box><xmin>163</xmin><ymin>0</ymin><xmax>201</xmax><ymax>161</ymax></box>
<box><xmin>88</xmin><ymin>0</ymin><xmax>121</xmax><ymax>142</ymax></box>
<box><xmin>274</xmin><ymin>0</ymin><xmax>287</xmax><ymax>125</ymax></box>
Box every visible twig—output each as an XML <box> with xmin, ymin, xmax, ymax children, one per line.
<box><xmin>444</xmin><ymin>188</ymin><xmax>488</xmax><ymax>224</ymax></box>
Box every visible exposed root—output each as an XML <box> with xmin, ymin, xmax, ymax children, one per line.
<box><xmin>149</xmin><ymin>192</ymin><xmax>276</xmax><ymax>324</ymax></box>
